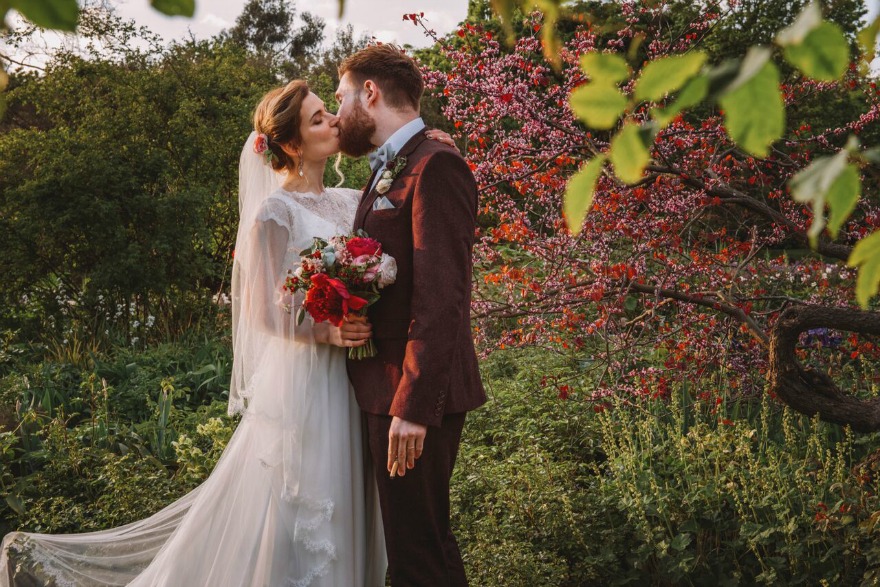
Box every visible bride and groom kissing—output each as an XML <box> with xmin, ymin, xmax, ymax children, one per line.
<box><xmin>0</xmin><ymin>44</ymin><xmax>485</xmax><ymax>586</ymax></box>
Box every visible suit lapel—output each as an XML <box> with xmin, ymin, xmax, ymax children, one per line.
<box><xmin>357</xmin><ymin>128</ymin><xmax>429</xmax><ymax>227</ymax></box>
<box><xmin>355</xmin><ymin>166</ymin><xmax>382</xmax><ymax>229</ymax></box>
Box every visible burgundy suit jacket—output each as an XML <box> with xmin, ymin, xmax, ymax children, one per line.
<box><xmin>347</xmin><ymin>128</ymin><xmax>486</xmax><ymax>428</ymax></box>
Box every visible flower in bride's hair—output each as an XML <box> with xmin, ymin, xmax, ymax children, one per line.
<box><xmin>254</xmin><ymin>133</ymin><xmax>269</xmax><ymax>155</ymax></box>
<box><xmin>253</xmin><ymin>133</ymin><xmax>276</xmax><ymax>165</ymax></box>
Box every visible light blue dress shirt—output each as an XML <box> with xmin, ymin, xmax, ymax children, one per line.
<box><xmin>368</xmin><ymin>117</ymin><xmax>425</xmax><ymax>193</ymax></box>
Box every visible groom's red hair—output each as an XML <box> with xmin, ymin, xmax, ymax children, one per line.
<box><xmin>339</xmin><ymin>44</ymin><xmax>424</xmax><ymax>112</ymax></box>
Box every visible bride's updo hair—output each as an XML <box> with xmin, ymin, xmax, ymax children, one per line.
<box><xmin>253</xmin><ymin>80</ymin><xmax>310</xmax><ymax>173</ymax></box>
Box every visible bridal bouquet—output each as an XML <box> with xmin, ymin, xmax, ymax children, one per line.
<box><xmin>284</xmin><ymin>231</ymin><xmax>397</xmax><ymax>359</ymax></box>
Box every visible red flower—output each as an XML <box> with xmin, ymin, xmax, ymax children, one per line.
<box><xmin>303</xmin><ymin>273</ymin><xmax>368</xmax><ymax>326</ymax></box>
<box><xmin>346</xmin><ymin>237</ymin><xmax>382</xmax><ymax>258</ymax></box>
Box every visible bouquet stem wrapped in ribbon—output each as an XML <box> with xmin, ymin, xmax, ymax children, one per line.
<box><xmin>284</xmin><ymin>231</ymin><xmax>397</xmax><ymax>359</ymax></box>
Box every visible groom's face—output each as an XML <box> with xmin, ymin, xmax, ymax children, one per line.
<box><xmin>334</xmin><ymin>73</ymin><xmax>377</xmax><ymax>158</ymax></box>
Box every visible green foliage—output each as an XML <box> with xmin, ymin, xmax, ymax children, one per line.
<box><xmin>776</xmin><ymin>1</ymin><xmax>850</xmax><ymax>82</ymax></box>
<box><xmin>790</xmin><ymin>137</ymin><xmax>862</xmax><ymax>246</ymax></box>
<box><xmin>609</xmin><ymin>122</ymin><xmax>651</xmax><ymax>184</ymax></box>
<box><xmin>849</xmin><ymin>231</ymin><xmax>880</xmax><ymax>308</ymax></box>
<box><xmin>454</xmin><ymin>350</ymin><xmax>880</xmax><ymax>586</ymax></box>
<box><xmin>717</xmin><ymin>48</ymin><xmax>785</xmax><ymax>158</ymax></box>
<box><xmin>568</xmin><ymin>83</ymin><xmax>627</xmax><ymax>130</ymax></box>
<box><xmin>150</xmin><ymin>0</ymin><xmax>195</xmax><ymax>18</ymax></box>
<box><xmin>5</xmin><ymin>0</ymin><xmax>79</xmax><ymax>31</ymax></box>
<box><xmin>564</xmin><ymin>156</ymin><xmax>604</xmax><ymax>235</ymax></box>
<box><xmin>634</xmin><ymin>52</ymin><xmax>707</xmax><ymax>103</ymax></box>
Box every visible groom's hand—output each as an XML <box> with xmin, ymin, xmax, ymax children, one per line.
<box><xmin>388</xmin><ymin>416</ymin><xmax>426</xmax><ymax>477</ymax></box>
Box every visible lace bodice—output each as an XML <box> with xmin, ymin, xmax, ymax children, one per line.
<box><xmin>256</xmin><ymin>187</ymin><xmax>361</xmax><ymax>262</ymax></box>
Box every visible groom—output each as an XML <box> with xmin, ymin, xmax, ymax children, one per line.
<box><xmin>335</xmin><ymin>44</ymin><xmax>486</xmax><ymax>586</ymax></box>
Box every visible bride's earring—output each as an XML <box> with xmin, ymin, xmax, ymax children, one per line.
<box><xmin>297</xmin><ymin>152</ymin><xmax>304</xmax><ymax>178</ymax></box>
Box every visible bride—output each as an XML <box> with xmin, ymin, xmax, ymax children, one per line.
<box><xmin>0</xmin><ymin>80</ymin><xmax>455</xmax><ymax>586</ymax></box>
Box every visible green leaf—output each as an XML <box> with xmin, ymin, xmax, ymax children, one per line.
<box><xmin>570</xmin><ymin>83</ymin><xmax>627</xmax><ymax>130</ymax></box>
<box><xmin>5</xmin><ymin>495</ymin><xmax>24</xmax><ymax>516</ymax></box>
<box><xmin>783</xmin><ymin>22</ymin><xmax>850</xmax><ymax>81</ymax></box>
<box><xmin>564</xmin><ymin>156</ymin><xmax>605</xmax><ymax>235</ymax></box>
<box><xmin>858</xmin><ymin>16</ymin><xmax>880</xmax><ymax>72</ymax></box>
<box><xmin>790</xmin><ymin>145</ymin><xmax>860</xmax><ymax>246</ymax></box>
<box><xmin>776</xmin><ymin>1</ymin><xmax>823</xmax><ymax>47</ymax></box>
<box><xmin>634</xmin><ymin>52</ymin><xmax>707</xmax><ymax>102</ymax></box>
<box><xmin>719</xmin><ymin>50</ymin><xmax>784</xmax><ymax>157</ymax></box>
<box><xmin>652</xmin><ymin>74</ymin><xmax>709</xmax><ymax>127</ymax></box>
<box><xmin>610</xmin><ymin>123</ymin><xmax>650</xmax><ymax>184</ymax></box>
<box><xmin>849</xmin><ymin>230</ymin><xmax>880</xmax><ymax>308</ymax></box>
<box><xmin>580</xmin><ymin>52</ymin><xmax>630</xmax><ymax>84</ymax></box>
<box><xmin>150</xmin><ymin>0</ymin><xmax>195</xmax><ymax>18</ymax></box>
<box><xmin>862</xmin><ymin>146</ymin><xmax>880</xmax><ymax>165</ymax></box>
<box><xmin>337</xmin><ymin>0</ymin><xmax>345</xmax><ymax>18</ymax></box>
<box><xmin>491</xmin><ymin>0</ymin><xmax>516</xmax><ymax>45</ymax></box>
<box><xmin>9</xmin><ymin>0</ymin><xmax>79</xmax><ymax>31</ymax></box>
<box><xmin>535</xmin><ymin>0</ymin><xmax>562</xmax><ymax>69</ymax></box>
<box><xmin>826</xmin><ymin>165</ymin><xmax>860</xmax><ymax>239</ymax></box>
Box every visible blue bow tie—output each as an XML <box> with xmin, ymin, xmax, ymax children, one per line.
<box><xmin>368</xmin><ymin>143</ymin><xmax>396</xmax><ymax>173</ymax></box>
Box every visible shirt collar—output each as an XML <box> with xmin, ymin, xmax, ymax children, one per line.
<box><xmin>380</xmin><ymin>117</ymin><xmax>425</xmax><ymax>158</ymax></box>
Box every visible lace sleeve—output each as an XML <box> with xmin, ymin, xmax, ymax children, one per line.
<box><xmin>237</xmin><ymin>198</ymin><xmax>313</xmax><ymax>344</ymax></box>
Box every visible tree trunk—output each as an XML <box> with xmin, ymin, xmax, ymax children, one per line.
<box><xmin>769</xmin><ymin>305</ymin><xmax>880</xmax><ymax>432</ymax></box>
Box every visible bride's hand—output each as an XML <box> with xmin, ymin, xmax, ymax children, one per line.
<box><xmin>425</xmin><ymin>129</ymin><xmax>458</xmax><ymax>150</ymax></box>
<box><xmin>314</xmin><ymin>315</ymin><xmax>372</xmax><ymax>347</ymax></box>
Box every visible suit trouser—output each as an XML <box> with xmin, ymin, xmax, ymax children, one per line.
<box><xmin>364</xmin><ymin>412</ymin><xmax>468</xmax><ymax>587</ymax></box>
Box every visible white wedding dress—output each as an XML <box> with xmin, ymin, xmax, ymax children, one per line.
<box><xmin>0</xmin><ymin>138</ymin><xmax>387</xmax><ymax>587</ymax></box>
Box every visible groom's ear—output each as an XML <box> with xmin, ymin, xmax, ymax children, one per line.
<box><xmin>362</xmin><ymin>80</ymin><xmax>380</xmax><ymax>108</ymax></box>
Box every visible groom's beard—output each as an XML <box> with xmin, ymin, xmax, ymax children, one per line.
<box><xmin>338</xmin><ymin>101</ymin><xmax>377</xmax><ymax>158</ymax></box>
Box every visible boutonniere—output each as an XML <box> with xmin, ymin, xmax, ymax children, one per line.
<box><xmin>375</xmin><ymin>156</ymin><xmax>408</xmax><ymax>194</ymax></box>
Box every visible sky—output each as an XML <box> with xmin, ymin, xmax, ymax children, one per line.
<box><xmin>111</xmin><ymin>0</ymin><xmax>470</xmax><ymax>48</ymax></box>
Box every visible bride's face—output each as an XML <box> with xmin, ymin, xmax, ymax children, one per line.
<box><xmin>297</xmin><ymin>92</ymin><xmax>339</xmax><ymax>161</ymax></box>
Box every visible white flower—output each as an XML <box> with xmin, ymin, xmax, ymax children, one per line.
<box><xmin>381</xmin><ymin>169</ymin><xmax>393</xmax><ymax>179</ymax></box>
<box><xmin>377</xmin><ymin>254</ymin><xmax>397</xmax><ymax>288</ymax></box>
<box><xmin>376</xmin><ymin>178</ymin><xmax>394</xmax><ymax>194</ymax></box>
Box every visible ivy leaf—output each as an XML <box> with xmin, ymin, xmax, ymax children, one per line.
<box><xmin>150</xmin><ymin>0</ymin><xmax>195</xmax><ymax>18</ymax></box>
<box><xmin>783</xmin><ymin>22</ymin><xmax>850</xmax><ymax>81</ymax></box>
<box><xmin>9</xmin><ymin>0</ymin><xmax>79</xmax><ymax>31</ymax></box>
<box><xmin>652</xmin><ymin>74</ymin><xmax>709</xmax><ymax>127</ymax></box>
<box><xmin>564</xmin><ymin>156</ymin><xmax>605</xmax><ymax>235</ymax></box>
<box><xmin>610</xmin><ymin>123</ymin><xmax>650</xmax><ymax>184</ymax></box>
<box><xmin>580</xmin><ymin>52</ymin><xmax>630</xmax><ymax>84</ymax></box>
<box><xmin>849</xmin><ymin>230</ymin><xmax>880</xmax><ymax>308</ymax></box>
<box><xmin>570</xmin><ymin>83</ymin><xmax>627</xmax><ymax>130</ymax></box>
<box><xmin>790</xmin><ymin>142</ymin><xmax>861</xmax><ymax>246</ymax></box>
<box><xmin>718</xmin><ymin>48</ymin><xmax>784</xmax><ymax>157</ymax></box>
<box><xmin>857</xmin><ymin>16</ymin><xmax>880</xmax><ymax>75</ymax></box>
<box><xmin>634</xmin><ymin>52</ymin><xmax>707</xmax><ymax>102</ymax></box>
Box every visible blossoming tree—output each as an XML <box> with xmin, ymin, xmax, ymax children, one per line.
<box><xmin>419</xmin><ymin>0</ymin><xmax>880</xmax><ymax>430</ymax></box>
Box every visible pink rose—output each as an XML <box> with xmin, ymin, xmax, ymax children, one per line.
<box><xmin>253</xmin><ymin>133</ymin><xmax>269</xmax><ymax>155</ymax></box>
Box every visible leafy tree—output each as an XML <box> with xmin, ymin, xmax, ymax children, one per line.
<box><xmin>0</xmin><ymin>9</ymin><xmax>277</xmax><ymax>341</ymax></box>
